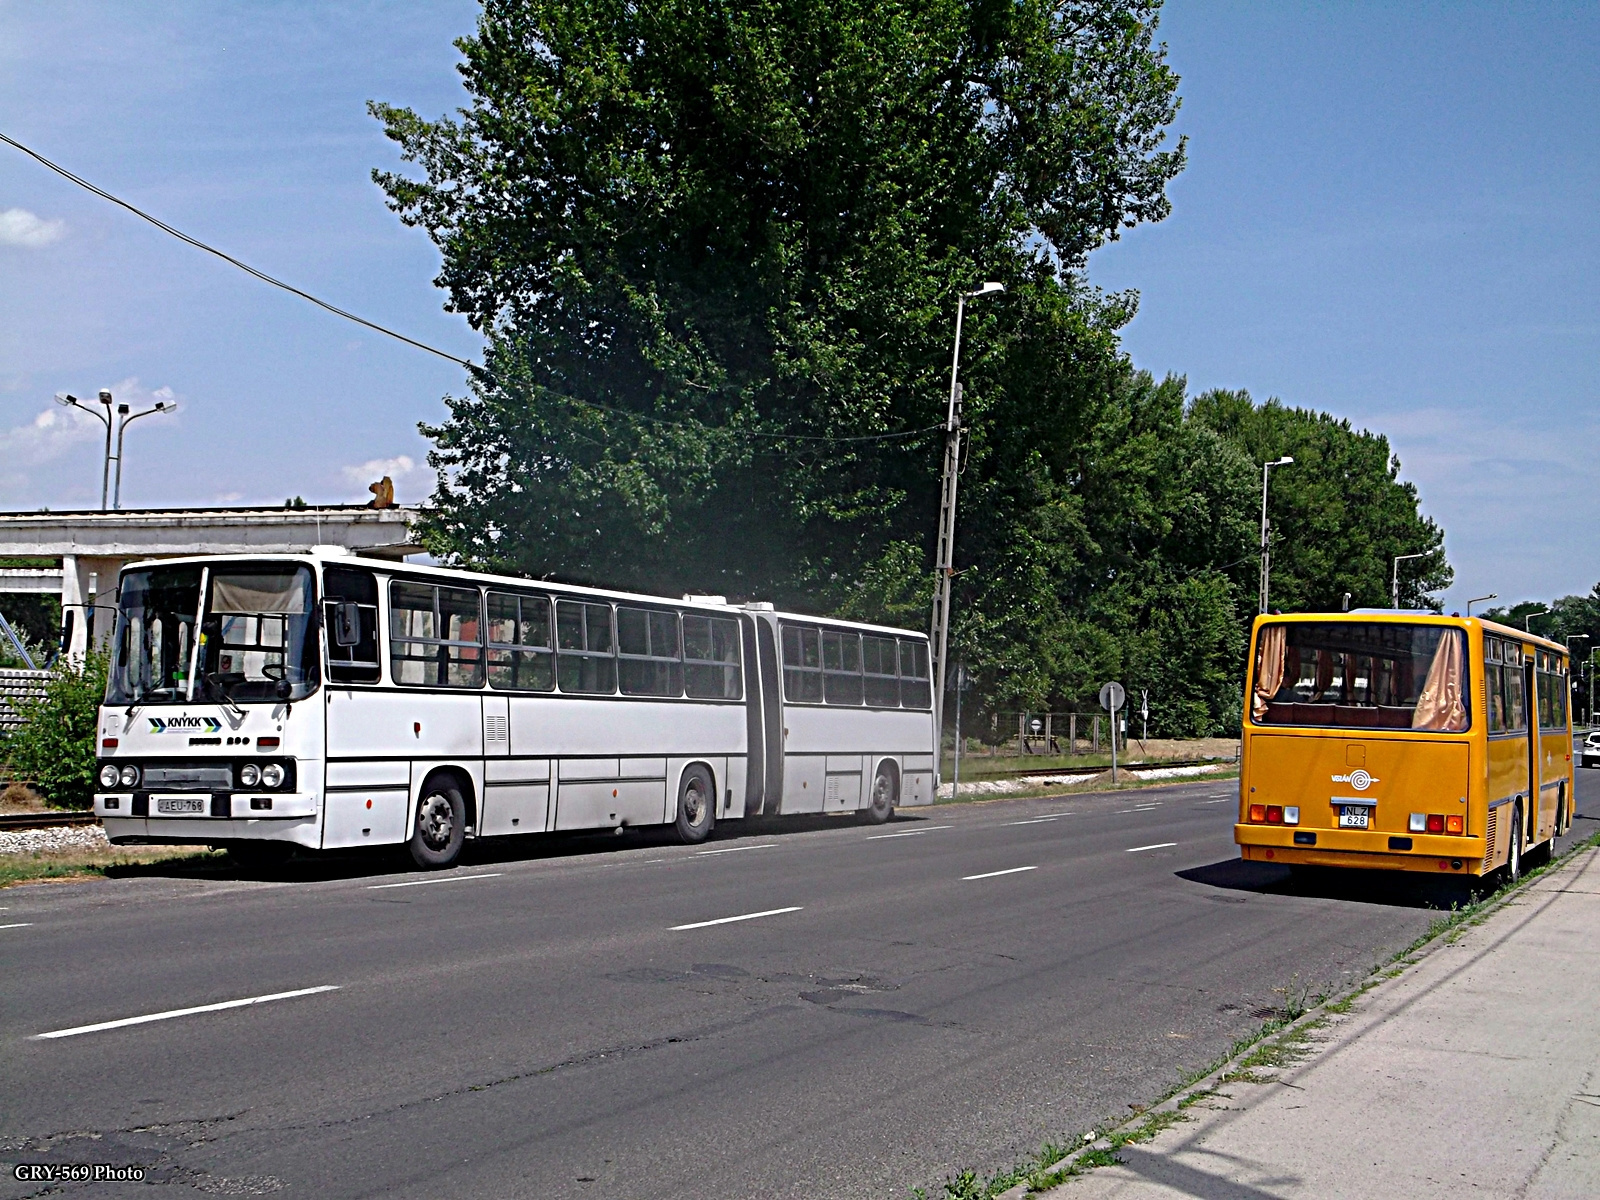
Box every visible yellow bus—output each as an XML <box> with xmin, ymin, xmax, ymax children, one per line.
<box><xmin>1236</xmin><ymin>611</ymin><xmax>1574</xmax><ymax>882</ymax></box>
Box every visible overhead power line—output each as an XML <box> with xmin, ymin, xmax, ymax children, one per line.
<box><xmin>2</xmin><ymin>130</ymin><xmax>941</xmax><ymax>449</ymax></box>
<box><xmin>0</xmin><ymin>129</ymin><xmax>475</xmax><ymax>369</ymax></box>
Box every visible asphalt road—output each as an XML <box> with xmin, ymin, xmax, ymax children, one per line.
<box><xmin>3</xmin><ymin>770</ymin><xmax>1593</xmax><ymax>1199</ymax></box>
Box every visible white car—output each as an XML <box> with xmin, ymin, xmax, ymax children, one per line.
<box><xmin>1582</xmin><ymin>730</ymin><xmax>1600</xmax><ymax>769</ymax></box>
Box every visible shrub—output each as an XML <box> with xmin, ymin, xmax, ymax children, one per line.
<box><xmin>0</xmin><ymin>651</ymin><xmax>108</xmax><ymax>809</ymax></box>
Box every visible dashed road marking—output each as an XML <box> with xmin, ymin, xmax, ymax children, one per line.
<box><xmin>368</xmin><ymin>873</ymin><xmax>504</xmax><ymax>890</ymax></box>
<box><xmin>867</xmin><ymin>825</ymin><xmax>952</xmax><ymax>840</ymax></box>
<box><xmin>696</xmin><ymin>844</ymin><xmax>778</xmax><ymax>856</ymax></box>
<box><xmin>671</xmin><ymin>906</ymin><xmax>803</xmax><ymax>931</ymax></box>
<box><xmin>962</xmin><ymin>866</ymin><xmax>1038</xmax><ymax>881</ymax></box>
<box><xmin>37</xmin><ymin>986</ymin><xmax>341</xmax><ymax>1040</ymax></box>
<box><xmin>1126</xmin><ymin>843</ymin><xmax>1177</xmax><ymax>853</ymax></box>
<box><xmin>0</xmin><ymin>922</ymin><xmax>33</xmax><ymax>930</ymax></box>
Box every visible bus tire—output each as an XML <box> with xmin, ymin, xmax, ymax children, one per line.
<box><xmin>864</xmin><ymin>763</ymin><xmax>897</xmax><ymax>825</ymax></box>
<box><xmin>1505</xmin><ymin>803</ymin><xmax>1523</xmax><ymax>885</ymax></box>
<box><xmin>409</xmin><ymin>780</ymin><xmax>466</xmax><ymax>869</ymax></box>
<box><xmin>675</xmin><ymin>765</ymin><xmax>715</xmax><ymax>845</ymax></box>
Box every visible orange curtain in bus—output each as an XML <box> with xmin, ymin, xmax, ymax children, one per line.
<box><xmin>1412</xmin><ymin>631</ymin><xmax>1467</xmax><ymax>731</ymax></box>
<box><xmin>1252</xmin><ymin>625</ymin><xmax>1286</xmax><ymax>721</ymax></box>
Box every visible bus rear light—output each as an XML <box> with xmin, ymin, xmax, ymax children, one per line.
<box><xmin>257</xmin><ymin>737</ymin><xmax>280</xmax><ymax>750</ymax></box>
<box><xmin>1249</xmin><ymin>804</ymin><xmax>1267</xmax><ymax>822</ymax></box>
<box><xmin>1266</xmin><ymin>805</ymin><xmax>1283</xmax><ymax>824</ymax></box>
<box><xmin>1409</xmin><ymin>813</ymin><xmax>1426</xmax><ymax>832</ymax></box>
<box><xmin>1282</xmin><ymin>807</ymin><xmax>1300</xmax><ymax>825</ymax></box>
<box><xmin>1426</xmin><ymin>814</ymin><xmax>1445</xmax><ymax>834</ymax></box>
<box><xmin>1446</xmin><ymin>815</ymin><xmax>1464</xmax><ymax>835</ymax></box>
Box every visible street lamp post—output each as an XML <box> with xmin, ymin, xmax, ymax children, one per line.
<box><xmin>54</xmin><ymin>390</ymin><xmax>116</xmax><ymax>510</ymax></box>
<box><xmin>930</xmin><ymin>282</ymin><xmax>1003</xmax><ymax>773</ymax></box>
<box><xmin>1258</xmin><ymin>456</ymin><xmax>1293</xmax><ymax>613</ymax></box>
<box><xmin>111</xmin><ymin>399</ymin><xmax>175</xmax><ymax>509</ymax></box>
<box><xmin>1565</xmin><ymin>635</ymin><xmax>1588</xmax><ymax>724</ymax></box>
<box><xmin>1391</xmin><ymin>553</ymin><xmax>1428</xmax><ymax>610</ymax></box>
<box><xmin>1466</xmin><ymin>593</ymin><xmax>1497</xmax><ymax>617</ymax></box>
<box><xmin>1523</xmin><ymin>607</ymin><xmax>1549</xmax><ymax>632</ymax></box>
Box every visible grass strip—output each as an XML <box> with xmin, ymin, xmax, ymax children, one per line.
<box><xmin>0</xmin><ymin>845</ymin><xmax>223</xmax><ymax>888</ymax></box>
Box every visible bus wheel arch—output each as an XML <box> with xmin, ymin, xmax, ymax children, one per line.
<box><xmin>674</xmin><ymin>763</ymin><xmax>716</xmax><ymax>844</ymax></box>
<box><xmin>409</xmin><ymin>768</ymin><xmax>472</xmax><ymax>869</ymax></box>
<box><xmin>864</xmin><ymin>759</ymin><xmax>899</xmax><ymax>824</ymax></box>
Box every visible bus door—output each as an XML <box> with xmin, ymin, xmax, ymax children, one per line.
<box><xmin>756</xmin><ymin>616</ymin><xmax>784</xmax><ymax>812</ymax></box>
<box><xmin>1525</xmin><ymin>651</ymin><xmax>1543</xmax><ymax>843</ymax></box>
<box><xmin>740</xmin><ymin>614</ymin><xmax>767</xmax><ymax>815</ymax></box>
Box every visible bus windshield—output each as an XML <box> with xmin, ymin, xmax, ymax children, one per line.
<box><xmin>1251</xmin><ymin>621</ymin><xmax>1469</xmax><ymax>732</ymax></box>
<box><xmin>108</xmin><ymin>563</ymin><xmax>319</xmax><ymax>705</ymax></box>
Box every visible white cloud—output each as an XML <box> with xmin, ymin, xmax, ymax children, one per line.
<box><xmin>0</xmin><ymin>207</ymin><xmax>65</xmax><ymax>248</ymax></box>
<box><xmin>342</xmin><ymin>455</ymin><xmax>416</xmax><ymax>486</ymax></box>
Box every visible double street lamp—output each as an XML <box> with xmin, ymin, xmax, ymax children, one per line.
<box><xmin>54</xmin><ymin>388</ymin><xmax>175</xmax><ymax>511</ymax></box>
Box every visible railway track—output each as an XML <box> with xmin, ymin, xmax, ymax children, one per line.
<box><xmin>0</xmin><ymin>810</ymin><xmax>99</xmax><ymax>831</ymax></box>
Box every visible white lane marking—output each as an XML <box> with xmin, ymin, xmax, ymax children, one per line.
<box><xmin>1126</xmin><ymin>842</ymin><xmax>1177</xmax><ymax>853</ymax></box>
<box><xmin>1201</xmin><ymin>798</ymin><xmax>1231</xmax><ymax>804</ymax></box>
<box><xmin>368</xmin><ymin>873</ymin><xmax>504</xmax><ymax>890</ymax></box>
<box><xmin>671</xmin><ymin>906</ymin><xmax>803</xmax><ymax>931</ymax></box>
<box><xmin>1005</xmin><ymin>817</ymin><xmax>1058</xmax><ymax>826</ymax></box>
<box><xmin>36</xmin><ymin>985</ymin><xmax>341</xmax><ymax>1040</ymax></box>
<box><xmin>963</xmin><ymin>866</ymin><xmax>1038</xmax><ymax>880</ymax></box>
<box><xmin>0</xmin><ymin>922</ymin><xmax>33</xmax><ymax>930</ymax></box>
<box><xmin>696</xmin><ymin>844</ymin><xmax>777</xmax><ymax>856</ymax></box>
<box><xmin>866</xmin><ymin>825</ymin><xmax>953</xmax><ymax>840</ymax></box>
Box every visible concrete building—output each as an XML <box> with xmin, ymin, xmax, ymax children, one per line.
<box><xmin>0</xmin><ymin>505</ymin><xmax>421</xmax><ymax>659</ymax></box>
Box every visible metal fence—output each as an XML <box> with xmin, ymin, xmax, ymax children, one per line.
<box><xmin>950</xmin><ymin>711</ymin><xmax>1124</xmax><ymax>756</ymax></box>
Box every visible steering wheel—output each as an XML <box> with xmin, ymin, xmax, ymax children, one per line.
<box><xmin>260</xmin><ymin>662</ymin><xmax>288</xmax><ymax>682</ymax></box>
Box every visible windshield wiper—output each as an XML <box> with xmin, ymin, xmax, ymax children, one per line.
<box><xmin>124</xmin><ymin>685</ymin><xmax>166</xmax><ymax>717</ymax></box>
<box><xmin>205</xmin><ymin>673</ymin><xmax>246</xmax><ymax>720</ymax></box>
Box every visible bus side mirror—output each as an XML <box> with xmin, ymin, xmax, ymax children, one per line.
<box><xmin>333</xmin><ymin>603</ymin><xmax>362</xmax><ymax>647</ymax></box>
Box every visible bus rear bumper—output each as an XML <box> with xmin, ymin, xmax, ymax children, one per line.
<box><xmin>1235</xmin><ymin>825</ymin><xmax>1487</xmax><ymax>875</ymax></box>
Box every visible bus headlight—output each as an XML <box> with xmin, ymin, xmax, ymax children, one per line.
<box><xmin>239</xmin><ymin>764</ymin><xmax>261</xmax><ymax>788</ymax></box>
<box><xmin>119</xmin><ymin>765</ymin><xmax>139</xmax><ymax>788</ymax></box>
<box><xmin>99</xmin><ymin>764</ymin><xmax>121</xmax><ymax>790</ymax></box>
<box><xmin>260</xmin><ymin>763</ymin><xmax>284</xmax><ymax>789</ymax></box>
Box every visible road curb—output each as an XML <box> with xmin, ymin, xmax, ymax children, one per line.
<box><xmin>994</xmin><ymin>833</ymin><xmax>1599</xmax><ymax>1199</ymax></box>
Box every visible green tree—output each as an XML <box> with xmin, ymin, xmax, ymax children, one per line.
<box><xmin>371</xmin><ymin>0</ymin><xmax>1186</xmax><ymax>610</ymax></box>
<box><xmin>1190</xmin><ymin>389</ymin><xmax>1452</xmax><ymax>613</ymax></box>
<box><xmin>0</xmin><ymin>652</ymin><xmax>107</xmax><ymax>809</ymax></box>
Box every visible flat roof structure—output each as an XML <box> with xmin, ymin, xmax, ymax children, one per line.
<box><xmin>0</xmin><ymin>504</ymin><xmax>421</xmax><ymax>659</ymax></box>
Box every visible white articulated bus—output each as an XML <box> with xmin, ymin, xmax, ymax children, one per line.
<box><xmin>93</xmin><ymin>550</ymin><xmax>937</xmax><ymax>867</ymax></box>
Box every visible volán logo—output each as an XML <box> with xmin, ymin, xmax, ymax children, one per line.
<box><xmin>1331</xmin><ymin>770</ymin><xmax>1378</xmax><ymax>791</ymax></box>
<box><xmin>148</xmin><ymin>716</ymin><xmax>222</xmax><ymax>734</ymax></box>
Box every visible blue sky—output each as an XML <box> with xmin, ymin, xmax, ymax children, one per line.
<box><xmin>1</xmin><ymin>2</ymin><xmax>1595</xmax><ymax>612</ymax></box>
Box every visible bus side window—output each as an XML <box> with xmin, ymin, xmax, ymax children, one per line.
<box><xmin>1506</xmin><ymin>658</ymin><xmax>1527</xmax><ymax>732</ymax></box>
<box><xmin>781</xmin><ymin>623</ymin><xmax>823</xmax><ymax>703</ymax></box>
<box><xmin>390</xmin><ymin>581</ymin><xmax>484</xmax><ymax>688</ymax></box>
<box><xmin>822</xmin><ymin>629</ymin><xmax>863</xmax><ymax>705</ymax></box>
<box><xmin>683</xmin><ymin>614</ymin><xmax>742</xmax><ymax>700</ymax></box>
<box><xmin>556</xmin><ymin>600</ymin><xmax>617</xmax><ymax>694</ymax></box>
<box><xmin>323</xmin><ymin>566</ymin><xmax>380</xmax><ymax>685</ymax></box>
<box><xmin>618</xmin><ymin>605</ymin><xmax>683</xmax><ymax>697</ymax></box>
<box><xmin>898</xmin><ymin>639</ymin><xmax>931</xmax><ymax>710</ymax></box>
<box><xmin>862</xmin><ymin>635</ymin><xmax>900</xmax><ymax>708</ymax></box>
<box><xmin>487</xmin><ymin>590</ymin><xmax>554</xmax><ymax>692</ymax></box>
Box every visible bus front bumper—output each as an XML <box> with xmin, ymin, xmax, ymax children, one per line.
<box><xmin>99</xmin><ymin>791</ymin><xmax>321</xmax><ymax>848</ymax></box>
<box><xmin>1235</xmin><ymin>824</ymin><xmax>1487</xmax><ymax>875</ymax></box>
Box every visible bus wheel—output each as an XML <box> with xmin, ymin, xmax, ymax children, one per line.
<box><xmin>1505</xmin><ymin>804</ymin><xmax>1523</xmax><ymax>885</ymax></box>
<box><xmin>410</xmin><ymin>781</ymin><xmax>465</xmax><ymax>869</ymax></box>
<box><xmin>675</xmin><ymin>766</ymin><xmax>715</xmax><ymax>845</ymax></box>
<box><xmin>864</xmin><ymin>764</ymin><xmax>897</xmax><ymax>825</ymax></box>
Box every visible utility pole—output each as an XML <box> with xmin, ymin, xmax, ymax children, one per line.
<box><xmin>1258</xmin><ymin>457</ymin><xmax>1293</xmax><ymax>613</ymax></box>
<box><xmin>951</xmin><ymin>662</ymin><xmax>965</xmax><ymax>800</ymax></box>
<box><xmin>930</xmin><ymin>282</ymin><xmax>1003</xmax><ymax>775</ymax></box>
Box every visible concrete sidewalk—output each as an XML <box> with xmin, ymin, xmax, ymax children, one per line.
<box><xmin>1051</xmin><ymin>848</ymin><xmax>1600</xmax><ymax>1200</ymax></box>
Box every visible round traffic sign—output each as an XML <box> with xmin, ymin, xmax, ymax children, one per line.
<box><xmin>1099</xmin><ymin>681</ymin><xmax>1125</xmax><ymax>712</ymax></box>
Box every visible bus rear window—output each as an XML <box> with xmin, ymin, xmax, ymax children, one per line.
<box><xmin>1252</xmin><ymin>622</ymin><xmax>1469</xmax><ymax>732</ymax></box>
